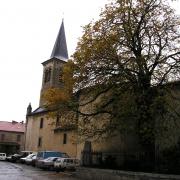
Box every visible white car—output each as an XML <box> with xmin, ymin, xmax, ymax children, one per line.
<box><xmin>25</xmin><ymin>155</ymin><xmax>37</xmax><ymax>165</ymax></box>
<box><xmin>54</xmin><ymin>158</ymin><xmax>80</xmax><ymax>171</ymax></box>
<box><xmin>20</xmin><ymin>153</ymin><xmax>36</xmax><ymax>164</ymax></box>
<box><xmin>0</xmin><ymin>153</ymin><xmax>6</xmax><ymax>160</ymax></box>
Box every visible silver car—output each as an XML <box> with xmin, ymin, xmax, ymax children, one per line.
<box><xmin>54</xmin><ymin>158</ymin><xmax>80</xmax><ymax>171</ymax></box>
<box><xmin>20</xmin><ymin>153</ymin><xmax>36</xmax><ymax>164</ymax></box>
<box><xmin>37</xmin><ymin>157</ymin><xmax>59</xmax><ymax>170</ymax></box>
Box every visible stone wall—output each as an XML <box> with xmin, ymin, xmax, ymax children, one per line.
<box><xmin>25</xmin><ymin>113</ymin><xmax>77</xmax><ymax>157</ymax></box>
<box><xmin>77</xmin><ymin>88</ymin><xmax>141</xmax><ymax>165</ymax></box>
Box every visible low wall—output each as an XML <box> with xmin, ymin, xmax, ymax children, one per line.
<box><xmin>75</xmin><ymin>167</ymin><xmax>180</xmax><ymax>180</ymax></box>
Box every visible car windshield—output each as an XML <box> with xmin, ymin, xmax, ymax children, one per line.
<box><xmin>14</xmin><ymin>154</ymin><xmax>20</xmax><ymax>156</ymax></box>
<box><xmin>26</xmin><ymin>154</ymin><xmax>34</xmax><ymax>159</ymax></box>
<box><xmin>56</xmin><ymin>158</ymin><xmax>62</xmax><ymax>162</ymax></box>
<box><xmin>61</xmin><ymin>153</ymin><xmax>69</xmax><ymax>158</ymax></box>
<box><xmin>32</xmin><ymin>155</ymin><xmax>36</xmax><ymax>159</ymax></box>
<box><xmin>44</xmin><ymin>157</ymin><xmax>58</xmax><ymax>161</ymax></box>
<box><xmin>44</xmin><ymin>157</ymin><xmax>53</xmax><ymax>161</ymax></box>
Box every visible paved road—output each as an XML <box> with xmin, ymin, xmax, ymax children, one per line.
<box><xmin>0</xmin><ymin>161</ymin><xmax>78</xmax><ymax>180</ymax></box>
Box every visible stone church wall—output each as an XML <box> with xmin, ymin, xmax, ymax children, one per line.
<box><xmin>25</xmin><ymin>112</ymin><xmax>77</xmax><ymax>157</ymax></box>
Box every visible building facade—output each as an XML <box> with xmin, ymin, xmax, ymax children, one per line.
<box><xmin>0</xmin><ymin>121</ymin><xmax>25</xmax><ymax>155</ymax></box>
<box><xmin>25</xmin><ymin>20</ymin><xmax>77</xmax><ymax>157</ymax></box>
<box><xmin>25</xmin><ymin>18</ymin><xmax>180</xmax><ymax>168</ymax></box>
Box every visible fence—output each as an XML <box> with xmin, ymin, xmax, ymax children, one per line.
<box><xmin>81</xmin><ymin>151</ymin><xmax>158</xmax><ymax>171</ymax></box>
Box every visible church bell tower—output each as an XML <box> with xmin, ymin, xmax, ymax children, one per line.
<box><xmin>39</xmin><ymin>20</ymin><xmax>69</xmax><ymax>106</ymax></box>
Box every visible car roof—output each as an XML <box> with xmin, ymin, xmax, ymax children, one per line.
<box><xmin>21</xmin><ymin>151</ymin><xmax>34</xmax><ymax>153</ymax></box>
<box><xmin>37</xmin><ymin>151</ymin><xmax>66</xmax><ymax>153</ymax></box>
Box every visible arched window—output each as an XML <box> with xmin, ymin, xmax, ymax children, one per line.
<box><xmin>59</xmin><ymin>67</ymin><xmax>63</xmax><ymax>83</ymax></box>
<box><xmin>44</xmin><ymin>68</ymin><xmax>52</xmax><ymax>83</ymax></box>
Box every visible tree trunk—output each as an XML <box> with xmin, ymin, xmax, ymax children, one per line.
<box><xmin>135</xmin><ymin>86</ymin><xmax>156</xmax><ymax>171</ymax></box>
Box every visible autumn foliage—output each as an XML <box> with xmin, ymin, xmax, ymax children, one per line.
<box><xmin>44</xmin><ymin>0</ymin><xmax>180</xmax><ymax>151</ymax></box>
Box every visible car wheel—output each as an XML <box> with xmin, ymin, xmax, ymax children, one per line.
<box><xmin>55</xmin><ymin>169</ymin><xmax>60</xmax><ymax>172</ymax></box>
<box><xmin>49</xmin><ymin>166</ymin><xmax>54</xmax><ymax>171</ymax></box>
<box><xmin>62</xmin><ymin>167</ymin><xmax>66</xmax><ymax>172</ymax></box>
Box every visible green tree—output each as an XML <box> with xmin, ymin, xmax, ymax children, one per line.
<box><xmin>43</xmin><ymin>0</ymin><xmax>180</xmax><ymax>163</ymax></box>
<box><xmin>71</xmin><ymin>0</ymin><xmax>180</xmax><ymax>156</ymax></box>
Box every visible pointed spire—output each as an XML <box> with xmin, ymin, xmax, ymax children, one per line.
<box><xmin>50</xmin><ymin>19</ymin><xmax>69</xmax><ymax>61</ymax></box>
<box><xmin>26</xmin><ymin>103</ymin><xmax>32</xmax><ymax>116</ymax></box>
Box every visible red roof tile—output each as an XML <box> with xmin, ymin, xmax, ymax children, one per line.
<box><xmin>0</xmin><ymin>121</ymin><xmax>25</xmax><ymax>133</ymax></box>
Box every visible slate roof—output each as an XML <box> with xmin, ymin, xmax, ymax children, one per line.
<box><xmin>0</xmin><ymin>121</ymin><xmax>25</xmax><ymax>133</ymax></box>
<box><xmin>30</xmin><ymin>107</ymin><xmax>48</xmax><ymax>115</ymax></box>
<box><xmin>50</xmin><ymin>20</ymin><xmax>69</xmax><ymax>61</ymax></box>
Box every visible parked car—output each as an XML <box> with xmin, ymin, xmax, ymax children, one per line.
<box><xmin>11</xmin><ymin>151</ymin><xmax>34</xmax><ymax>163</ymax></box>
<box><xmin>20</xmin><ymin>153</ymin><xmax>36</xmax><ymax>164</ymax></box>
<box><xmin>54</xmin><ymin>158</ymin><xmax>80</xmax><ymax>171</ymax></box>
<box><xmin>6</xmin><ymin>154</ymin><xmax>13</xmax><ymax>162</ymax></box>
<box><xmin>35</xmin><ymin>151</ymin><xmax>69</xmax><ymax>167</ymax></box>
<box><xmin>25</xmin><ymin>155</ymin><xmax>37</xmax><ymax>165</ymax></box>
<box><xmin>36</xmin><ymin>157</ymin><xmax>59</xmax><ymax>170</ymax></box>
<box><xmin>11</xmin><ymin>154</ymin><xmax>21</xmax><ymax>163</ymax></box>
<box><xmin>0</xmin><ymin>153</ymin><xmax>6</xmax><ymax>161</ymax></box>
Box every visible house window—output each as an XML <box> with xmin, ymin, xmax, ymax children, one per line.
<box><xmin>38</xmin><ymin>137</ymin><xmax>42</xmax><ymax>147</ymax></box>
<box><xmin>40</xmin><ymin>118</ymin><xmax>44</xmax><ymax>129</ymax></box>
<box><xmin>63</xmin><ymin>133</ymin><xmax>67</xmax><ymax>144</ymax></box>
<box><xmin>17</xmin><ymin>135</ymin><xmax>21</xmax><ymax>142</ymax></box>
<box><xmin>1</xmin><ymin>134</ymin><xmax>5</xmax><ymax>141</ymax></box>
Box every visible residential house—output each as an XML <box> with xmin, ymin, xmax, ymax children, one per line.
<box><xmin>0</xmin><ymin>121</ymin><xmax>25</xmax><ymax>155</ymax></box>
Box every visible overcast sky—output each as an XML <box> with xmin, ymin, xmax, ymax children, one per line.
<box><xmin>0</xmin><ymin>0</ymin><xmax>179</xmax><ymax>122</ymax></box>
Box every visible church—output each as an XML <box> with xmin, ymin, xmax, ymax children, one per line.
<box><xmin>25</xmin><ymin>20</ymin><xmax>77</xmax><ymax>157</ymax></box>
<box><xmin>25</xmin><ymin>18</ymin><xmax>180</xmax><ymax>168</ymax></box>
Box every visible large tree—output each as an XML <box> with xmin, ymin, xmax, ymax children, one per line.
<box><xmin>44</xmin><ymin>0</ymin><xmax>180</xmax><ymax>156</ymax></box>
<box><xmin>70</xmin><ymin>0</ymin><xmax>180</xmax><ymax>150</ymax></box>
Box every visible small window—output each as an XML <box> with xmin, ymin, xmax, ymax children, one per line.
<box><xmin>59</xmin><ymin>74</ymin><xmax>63</xmax><ymax>83</ymax></box>
<box><xmin>40</xmin><ymin>118</ymin><xmax>44</xmax><ymax>129</ymax></box>
<box><xmin>1</xmin><ymin>134</ymin><xmax>5</xmax><ymax>141</ymax></box>
<box><xmin>63</xmin><ymin>133</ymin><xmax>67</xmax><ymax>144</ymax></box>
<box><xmin>59</xmin><ymin>67</ymin><xmax>63</xmax><ymax>83</ymax></box>
<box><xmin>38</xmin><ymin>137</ymin><xmax>42</xmax><ymax>147</ymax></box>
<box><xmin>56</xmin><ymin>115</ymin><xmax>60</xmax><ymax>126</ymax></box>
<box><xmin>17</xmin><ymin>135</ymin><xmax>21</xmax><ymax>142</ymax></box>
<box><xmin>44</xmin><ymin>68</ymin><xmax>51</xmax><ymax>83</ymax></box>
